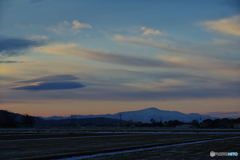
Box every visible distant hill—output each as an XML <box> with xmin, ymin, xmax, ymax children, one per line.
<box><xmin>42</xmin><ymin>107</ymin><xmax>217</xmax><ymax>123</ymax></box>
<box><xmin>0</xmin><ymin>110</ymin><xmax>122</xmax><ymax>127</ymax></box>
<box><xmin>0</xmin><ymin>110</ymin><xmax>38</xmax><ymax>127</ymax></box>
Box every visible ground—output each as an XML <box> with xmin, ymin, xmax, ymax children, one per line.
<box><xmin>0</xmin><ymin>128</ymin><xmax>239</xmax><ymax>160</ymax></box>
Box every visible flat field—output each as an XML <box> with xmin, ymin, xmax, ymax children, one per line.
<box><xmin>0</xmin><ymin>128</ymin><xmax>239</xmax><ymax>160</ymax></box>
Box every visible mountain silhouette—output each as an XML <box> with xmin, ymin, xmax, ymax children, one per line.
<box><xmin>43</xmin><ymin>107</ymin><xmax>216</xmax><ymax>123</ymax></box>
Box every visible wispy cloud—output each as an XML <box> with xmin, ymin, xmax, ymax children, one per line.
<box><xmin>202</xmin><ymin>15</ymin><xmax>240</xmax><ymax>36</ymax></box>
<box><xmin>157</xmin><ymin>55</ymin><xmax>240</xmax><ymax>75</ymax></box>
<box><xmin>7</xmin><ymin>77</ymin><xmax>240</xmax><ymax>101</ymax></box>
<box><xmin>205</xmin><ymin>111</ymin><xmax>240</xmax><ymax>118</ymax></box>
<box><xmin>27</xmin><ymin>35</ymin><xmax>48</xmax><ymax>40</ymax></box>
<box><xmin>35</xmin><ymin>43</ymin><xmax>173</xmax><ymax>68</ymax></box>
<box><xmin>35</xmin><ymin>43</ymin><xmax>240</xmax><ymax>75</ymax></box>
<box><xmin>0</xmin><ymin>61</ymin><xmax>24</xmax><ymax>63</ymax></box>
<box><xmin>72</xmin><ymin>20</ymin><xmax>92</xmax><ymax>31</ymax></box>
<box><xmin>108</xmin><ymin>80</ymin><xmax>240</xmax><ymax>100</ymax></box>
<box><xmin>21</xmin><ymin>81</ymin><xmax>239</xmax><ymax>100</ymax></box>
<box><xmin>141</xmin><ymin>27</ymin><xmax>163</xmax><ymax>36</ymax></box>
<box><xmin>207</xmin><ymin>111</ymin><xmax>240</xmax><ymax>116</ymax></box>
<box><xmin>211</xmin><ymin>38</ymin><xmax>233</xmax><ymax>45</ymax></box>
<box><xmin>15</xmin><ymin>75</ymin><xmax>79</xmax><ymax>83</ymax></box>
<box><xmin>11</xmin><ymin>81</ymin><xmax>85</xmax><ymax>91</ymax></box>
<box><xmin>113</xmin><ymin>34</ymin><xmax>199</xmax><ymax>55</ymax></box>
<box><xmin>47</xmin><ymin>20</ymin><xmax>92</xmax><ymax>34</ymax></box>
<box><xmin>0</xmin><ymin>37</ymin><xmax>46</xmax><ymax>57</ymax></box>
<box><xmin>12</xmin><ymin>74</ymin><xmax>84</xmax><ymax>91</ymax></box>
<box><xmin>125</xmin><ymin>79</ymin><xmax>187</xmax><ymax>92</ymax></box>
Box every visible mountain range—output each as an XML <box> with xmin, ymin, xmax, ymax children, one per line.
<box><xmin>42</xmin><ymin>107</ymin><xmax>216</xmax><ymax>123</ymax></box>
<box><xmin>0</xmin><ymin>110</ymin><xmax>122</xmax><ymax>127</ymax></box>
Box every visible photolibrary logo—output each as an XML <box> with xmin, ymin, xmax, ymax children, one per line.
<box><xmin>210</xmin><ymin>151</ymin><xmax>238</xmax><ymax>157</ymax></box>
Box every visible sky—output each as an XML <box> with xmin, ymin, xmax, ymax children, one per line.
<box><xmin>0</xmin><ymin>0</ymin><xmax>240</xmax><ymax>118</ymax></box>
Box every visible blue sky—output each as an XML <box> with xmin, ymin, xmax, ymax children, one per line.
<box><xmin>0</xmin><ymin>0</ymin><xmax>240</xmax><ymax>118</ymax></box>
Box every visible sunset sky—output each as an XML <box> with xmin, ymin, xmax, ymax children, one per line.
<box><xmin>1</xmin><ymin>0</ymin><xmax>240</xmax><ymax>118</ymax></box>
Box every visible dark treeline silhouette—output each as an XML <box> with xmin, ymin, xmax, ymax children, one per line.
<box><xmin>124</xmin><ymin>119</ymin><xmax>184</xmax><ymax>127</ymax></box>
<box><xmin>0</xmin><ymin>110</ymin><xmax>35</xmax><ymax>128</ymax></box>
<box><xmin>202</xmin><ymin>118</ymin><xmax>240</xmax><ymax>128</ymax></box>
<box><xmin>0</xmin><ymin>110</ymin><xmax>17</xmax><ymax>128</ymax></box>
<box><xmin>123</xmin><ymin>118</ymin><xmax>240</xmax><ymax>128</ymax></box>
<box><xmin>21</xmin><ymin>114</ymin><xmax>35</xmax><ymax>127</ymax></box>
<box><xmin>0</xmin><ymin>110</ymin><xmax>240</xmax><ymax>128</ymax></box>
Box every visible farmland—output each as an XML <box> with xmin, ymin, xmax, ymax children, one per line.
<box><xmin>0</xmin><ymin>128</ymin><xmax>239</xmax><ymax>160</ymax></box>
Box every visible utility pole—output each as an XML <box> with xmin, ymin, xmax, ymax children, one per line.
<box><xmin>160</xmin><ymin>115</ymin><xmax>163</xmax><ymax>126</ymax></box>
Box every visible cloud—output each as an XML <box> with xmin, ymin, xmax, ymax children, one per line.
<box><xmin>16</xmin><ymin>75</ymin><xmax>79</xmax><ymax>83</ymax></box>
<box><xmin>72</xmin><ymin>20</ymin><xmax>92</xmax><ymax>30</ymax></box>
<box><xmin>0</xmin><ymin>37</ymin><xmax>46</xmax><ymax>57</ymax></box>
<box><xmin>47</xmin><ymin>21</ymin><xmax>69</xmax><ymax>33</ymax></box>
<box><xmin>47</xmin><ymin>20</ymin><xmax>92</xmax><ymax>34</ymax></box>
<box><xmin>42</xmin><ymin>80</ymin><xmax>239</xmax><ymax>101</ymax></box>
<box><xmin>202</xmin><ymin>15</ymin><xmax>240</xmax><ymax>36</ymax></box>
<box><xmin>106</xmin><ymin>84</ymin><xmax>240</xmax><ymax>101</ymax></box>
<box><xmin>11</xmin><ymin>81</ymin><xmax>85</xmax><ymax>91</ymax></box>
<box><xmin>159</xmin><ymin>56</ymin><xmax>240</xmax><ymax>74</ymax></box>
<box><xmin>12</xmin><ymin>75</ymin><xmax>84</xmax><ymax>91</ymax></box>
<box><xmin>0</xmin><ymin>61</ymin><xmax>23</xmax><ymax>63</ymax></box>
<box><xmin>206</xmin><ymin>111</ymin><xmax>240</xmax><ymax>116</ymax></box>
<box><xmin>35</xmin><ymin>43</ymin><xmax>240</xmax><ymax>74</ymax></box>
<box><xmin>125</xmin><ymin>80</ymin><xmax>187</xmax><ymax>92</ymax></box>
<box><xmin>27</xmin><ymin>35</ymin><xmax>48</xmax><ymax>40</ymax></box>
<box><xmin>113</xmin><ymin>34</ymin><xmax>199</xmax><ymax>55</ymax></box>
<box><xmin>5</xmin><ymin>78</ymin><xmax>240</xmax><ymax>101</ymax></box>
<box><xmin>141</xmin><ymin>27</ymin><xmax>163</xmax><ymax>36</ymax></box>
<box><xmin>211</xmin><ymin>38</ymin><xmax>233</xmax><ymax>45</ymax></box>
<box><xmin>205</xmin><ymin>111</ymin><xmax>240</xmax><ymax>118</ymax></box>
<box><xmin>35</xmin><ymin>43</ymin><xmax>173</xmax><ymax>68</ymax></box>
<box><xmin>0</xmin><ymin>75</ymin><xmax>19</xmax><ymax>83</ymax></box>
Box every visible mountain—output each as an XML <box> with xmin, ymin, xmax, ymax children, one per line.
<box><xmin>43</xmin><ymin>107</ymin><xmax>217</xmax><ymax>123</ymax></box>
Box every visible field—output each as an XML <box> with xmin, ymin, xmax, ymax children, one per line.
<box><xmin>0</xmin><ymin>128</ymin><xmax>239</xmax><ymax>160</ymax></box>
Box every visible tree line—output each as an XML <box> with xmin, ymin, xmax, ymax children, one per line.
<box><xmin>0</xmin><ymin>110</ymin><xmax>34</xmax><ymax>128</ymax></box>
<box><xmin>124</xmin><ymin>118</ymin><xmax>240</xmax><ymax>128</ymax></box>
